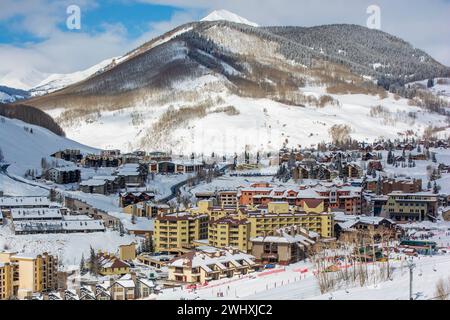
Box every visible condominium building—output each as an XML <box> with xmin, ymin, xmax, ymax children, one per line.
<box><xmin>0</xmin><ymin>262</ymin><xmax>13</xmax><ymax>300</ymax></box>
<box><xmin>383</xmin><ymin>192</ymin><xmax>439</xmax><ymax>222</ymax></box>
<box><xmin>154</xmin><ymin>212</ymin><xmax>209</xmax><ymax>253</ymax></box>
<box><xmin>242</xmin><ymin>202</ymin><xmax>333</xmax><ymax>242</ymax></box>
<box><xmin>0</xmin><ymin>251</ymin><xmax>58</xmax><ymax>300</ymax></box>
<box><xmin>208</xmin><ymin>217</ymin><xmax>250</xmax><ymax>252</ymax></box>
<box><xmin>194</xmin><ymin>201</ymin><xmax>332</xmax><ymax>252</ymax></box>
<box><xmin>237</xmin><ymin>182</ymin><xmax>362</xmax><ymax>214</ymax></box>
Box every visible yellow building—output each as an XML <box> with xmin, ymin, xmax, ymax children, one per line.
<box><xmin>383</xmin><ymin>192</ymin><xmax>438</xmax><ymax>222</ymax></box>
<box><xmin>119</xmin><ymin>243</ymin><xmax>136</xmax><ymax>261</ymax></box>
<box><xmin>0</xmin><ymin>251</ymin><xmax>58</xmax><ymax>300</ymax></box>
<box><xmin>0</xmin><ymin>262</ymin><xmax>13</xmax><ymax>300</ymax></box>
<box><xmin>123</xmin><ymin>201</ymin><xmax>170</xmax><ymax>218</ymax></box>
<box><xmin>167</xmin><ymin>248</ymin><xmax>257</xmax><ymax>284</ymax></box>
<box><xmin>243</xmin><ymin>202</ymin><xmax>333</xmax><ymax>242</ymax></box>
<box><xmin>191</xmin><ymin>200</ymin><xmax>239</xmax><ymax>221</ymax></box>
<box><xmin>97</xmin><ymin>252</ymin><xmax>130</xmax><ymax>276</ymax></box>
<box><xmin>154</xmin><ymin>201</ymin><xmax>333</xmax><ymax>254</ymax></box>
<box><xmin>208</xmin><ymin>217</ymin><xmax>250</xmax><ymax>252</ymax></box>
<box><xmin>154</xmin><ymin>212</ymin><xmax>209</xmax><ymax>253</ymax></box>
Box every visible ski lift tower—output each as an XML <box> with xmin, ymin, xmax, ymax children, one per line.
<box><xmin>406</xmin><ymin>257</ymin><xmax>416</xmax><ymax>300</ymax></box>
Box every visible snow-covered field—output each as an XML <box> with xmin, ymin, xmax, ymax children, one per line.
<box><xmin>156</xmin><ymin>253</ymin><xmax>450</xmax><ymax>300</ymax></box>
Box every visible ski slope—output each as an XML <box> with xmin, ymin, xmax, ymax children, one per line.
<box><xmin>0</xmin><ymin>115</ymin><xmax>98</xmax><ymax>176</ymax></box>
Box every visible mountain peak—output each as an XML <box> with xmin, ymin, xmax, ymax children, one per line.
<box><xmin>201</xmin><ymin>9</ymin><xmax>259</xmax><ymax>27</ymax></box>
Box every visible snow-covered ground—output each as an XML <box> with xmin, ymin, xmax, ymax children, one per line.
<box><xmin>0</xmin><ymin>115</ymin><xmax>97</xmax><ymax>176</ymax></box>
<box><xmin>156</xmin><ymin>253</ymin><xmax>450</xmax><ymax>300</ymax></box>
<box><xmin>48</xmin><ymin>85</ymin><xmax>449</xmax><ymax>156</ymax></box>
<box><xmin>0</xmin><ymin>224</ymin><xmax>138</xmax><ymax>266</ymax></box>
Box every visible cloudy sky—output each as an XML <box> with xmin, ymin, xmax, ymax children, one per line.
<box><xmin>0</xmin><ymin>0</ymin><xmax>449</xmax><ymax>88</ymax></box>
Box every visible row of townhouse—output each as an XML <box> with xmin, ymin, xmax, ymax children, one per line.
<box><xmin>167</xmin><ymin>247</ymin><xmax>258</xmax><ymax>284</ymax></box>
<box><xmin>79</xmin><ymin>150</ymin><xmax>172</xmax><ymax>169</ymax></box>
<box><xmin>148</xmin><ymin>160</ymin><xmax>206</xmax><ymax>174</ymax></box>
<box><xmin>0</xmin><ymin>196</ymin><xmax>51</xmax><ymax>211</ymax></box>
<box><xmin>365</xmin><ymin>176</ymin><xmax>422</xmax><ymax>195</ymax></box>
<box><xmin>153</xmin><ymin>200</ymin><xmax>334</xmax><ymax>254</ymax></box>
<box><xmin>291</xmin><ymin>161</ymin><xmax>363</xmax><ymax>181</ymax></box>
<box><xmin>0</xmin><ymin>251</ymin><xmax>58</xmax><ymax>300</ymax></box>
<box><xmin>46</xmin><ymin>274</ymin><xmax>157</xmax><ymax>301</ymax></box>
<box><xmin>237</xmin><ymin>182</ymin><xmax>363</xmax><ymax>214</ymax></box>
<box><xmin>1</xmin><ymin>196</ymin><xmax>107</xmax><ymax>235</ymax></box>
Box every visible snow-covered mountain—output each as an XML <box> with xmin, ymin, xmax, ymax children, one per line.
<box><xmin>29</xmin><ymin>57</ymin><xmax>120</xmax><ymax>96</ymax></box>
<box><xmin>0</xmin><ymin>85</ymin><xmax>30</xmax><ymax>103</ymax></box>
<box><xmin>0</xmin><ymin>68</ymin><xmax>49</xmax><ymax>91</ymax></box>
<box><xmin>23</xmin><ymin>19</ymin><xmax>450</xmax><ymax>155</ymax></box>
<box><xmin>201</xmin><ymin>9</ymin><xmax>259</xmax><ymax>27</ymax></box>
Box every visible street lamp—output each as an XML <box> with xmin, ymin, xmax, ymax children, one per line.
<box><xmin>406</xmin><ymin>257</ymin><xmax>416</xmax><ymax>300</ymax></box>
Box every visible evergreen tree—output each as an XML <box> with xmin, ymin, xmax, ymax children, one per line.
<box><xmin>431</xmin><ymin>152</ymin><xmax>437</xmax><ymax>163</ymax></box>
<box><xmin>80</xmin><ymin>254</ymin><xmax>86</xmax><ymax>275</ymax></box>
<box><xmin>376</xmin><ymin>175</ymin><xmax>382</xmax><ymax>195</ymax></box>
<box><xmin>89</xmin><ymin>246</ymin><xmax>98</xmax><ymax>275</ymax></box>
<box><xmin>433</xmin><ymin>181</ymin><xmax>439</xmax><ymax>194</ymax></box>
<box><xmin>119</xmin><ymin>221</ymin><xmax>125</xmax><ymax>236</ymax></box>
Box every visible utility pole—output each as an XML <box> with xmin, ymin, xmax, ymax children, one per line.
<box><xmin>406</xmin><ymin>257</ymin><xmax>416</xmax><ymax>300</ymax></box>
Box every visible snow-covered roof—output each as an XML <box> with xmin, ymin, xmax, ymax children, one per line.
<box><xmin>10</xmin><ymin>208</ymin><xmax>63</xmax><ymax>220</ymax></box>
<box><xmin>169</xmin><ymin>249</ymin><xmax>255</xmax><ymax>270</ymax></box>
<box><xmin>0</xmin><ymin>196</ymin><xmax>50</xmax><ymax>208</ymax></box>
<box><xmin>80</xmin><ymin>179</ymin><xmax>108</xmax><ymax>187</ymax></box>
<box><xmin>333</xmin><ymin>212</ymin><xmax>395</xmax><ymax>227</ymax></box>
<box><xmin>13</xmin><ymin>218</ymin><xmax>105</xmax><ymax>233</ymax></box>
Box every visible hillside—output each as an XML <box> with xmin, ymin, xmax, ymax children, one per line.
<box><xmin>0</xmin><ymin>114</ymin><xmax>96</xmax><ymax>176</ymax></box>
<box><xmin>0</xmin><ymin>103</ymin><xmax>65</xmax><ymax>136</ymax></box>
<box><xmin>22</xmin><ymin>20</ymin><xmax>450</xmax><ymax>155</ymax></box>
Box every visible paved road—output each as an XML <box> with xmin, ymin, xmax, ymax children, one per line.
<box><xmin>2</xmin><ymin>163</ymin><xmax>234</xmax><ymax>204</ymax></box>
<box><xmin>159</xmin><ymin>164</ymin><xmax>233</xmax><ymax>203</ymax></box>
